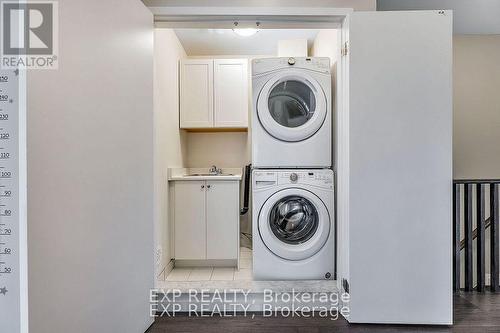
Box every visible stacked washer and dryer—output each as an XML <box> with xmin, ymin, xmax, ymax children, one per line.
<box><xmin>251</xmin><ymin>57</ymin><xmax>335</xmax><ymax>280</ymax></box>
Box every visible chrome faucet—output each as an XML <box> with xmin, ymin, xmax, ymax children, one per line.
<box><xmin>209</xmin><ymin>165</ymin><xmax>222</xmax><ymax>175</ymax></box>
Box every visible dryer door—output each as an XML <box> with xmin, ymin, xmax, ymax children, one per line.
<box><xmin>258</xmin><ymin>188</ymin><xmax>330</xmax><ymax>261</ymax></box>
<box><xmin>257</xmin><ymin>70</ymin><xmax>327</xmax><ymax>142</ymax></box>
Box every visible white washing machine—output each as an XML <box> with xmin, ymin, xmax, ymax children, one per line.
<box><xmin>252</xmin><ymin>169</ymin><xmax>334</xmax><ymax>280</ymax></box>
<box><xmin>252</xmin><ymin>57</ymin><xmax>332</xmax><ymax>168</ymax></box>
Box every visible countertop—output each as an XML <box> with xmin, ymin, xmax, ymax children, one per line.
<box><xmin>168</xmin><ymin>167</ymin><xmax>243</xmax><ymax>181</ymax></box>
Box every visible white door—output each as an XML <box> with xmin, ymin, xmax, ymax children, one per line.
<box><xmin>206</xmin><ymin>181</ymin><xmax>239</xmax><ymax>259</ymax></box>
<box><xmin>258</xmin><ymin>188</ymin><xmax>330</xmax><ymax>261</ymax></box>
<box><xmin>174</xmin><ymin>181</ymin><xmax>207</xmax><ymax>260</ymax></box>
<box><xmin>214</xmin><ymin>59</ymin><xmax>249</xmax><ymax>128</ymax></box>
<box><xmin>180</xmin><ymin>59</ymin><xmax>214</xmax><ymax>128</ymax></box>
<box><xmin>26</xmin><ymin>1</ymin><xmax>155</xmax><ymax>332</ymax></box>
<box><xmin>256</xmin><ymin>70</ymin><xmax>327</xmax><ymax>142</ymax></box>
<box><xmin>340</xmin><ymin>11</ymin><xmax>453</xmax><ymax>324</ymax></box>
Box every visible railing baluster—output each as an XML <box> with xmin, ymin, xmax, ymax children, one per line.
<box><xmin>464</xmin><ymin>184</ymin><xmax>473</xmax><ymax>291</ymax></box>
<box><xmin>477</xmin><ymin>184</ymin><xmax>485</xmax><ymax>292</ymax></box>
<box><xmin>453</xmin><ymin>179</ymin><xmax>500</xmax><ymax>293</ymax></box>
<box><xmin>491</xmin><ymin>183</ymin><xmax>499</xmax><ymax>292</ymax></box>
<box><xmin>453</xmin><ymin>184</ymin><xmax>461</xmax><ymax>292</ymax></box>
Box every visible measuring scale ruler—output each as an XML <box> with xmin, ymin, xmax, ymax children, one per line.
<box><xmin>0</xmin><ymin>69</ymin><xmax>28</xmax><ymax>333</ymax></box>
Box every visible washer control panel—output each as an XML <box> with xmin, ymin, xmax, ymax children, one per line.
<box><xmin>253</xmin><ymin>170</ymin><xmax>333</xmax><ymax>189</ymax></box>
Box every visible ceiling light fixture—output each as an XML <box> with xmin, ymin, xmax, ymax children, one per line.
<box><xmin>233</xmin><ymin>22</ymin><xmax>260</xmax><ymax>37</ymax></box>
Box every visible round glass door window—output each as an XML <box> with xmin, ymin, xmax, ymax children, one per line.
<box><xmin>268</xmin><ymin>80</ymin><xmax>317</xmax><ymax>128</ymax></box>
<box><xmin>257</xmin><ymin>71</ymin><xmax>327</xmax><ymax>142</ymax></box>
<box><xmin>258</xmin><ymin>188</ymin><xmax>330</xmax><ymax>260</ymax></box>
<box><xmin>269</xmin><ymin>195</ymin><xmax>319</xmax><ymax>244</ymax></box>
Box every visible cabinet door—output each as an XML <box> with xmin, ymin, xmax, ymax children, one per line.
<box><xmin>206</xmin><ymin>181</ymin><xmax>239</xmax><ymax>259</ymax></box>
<box><xmin>180</xmin><ymin>60</ymin><xmax>213</xmax><ymax>128</ymax></box>
<box><xmin>214</xmin><ymin>59</ymin><xmax>249</xmax><ymax>128</ymax></box>
<box><xmin>339</xmin><ymin>11</ymin><xmax>452</xmax><ymax>324</ymax></box>
<box><xmin>174</xmin><ymin>181</ymin><xmax>206</xmax><ymax>259</ymax></box>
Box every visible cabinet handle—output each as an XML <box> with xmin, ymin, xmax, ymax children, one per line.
<box><xmin>201</xmin><ymin>185</ymin><xmax>205</xmax><ymax>189</ymax></box>
<box><xmin>207</xmin><ymin>185</ymin><xmax>211</xmax><ymax>189</ymax></box>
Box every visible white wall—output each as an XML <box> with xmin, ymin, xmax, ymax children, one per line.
<box><xmin>186</xmin><ymin>132</ymin><xmax>250</xmax><ymax>168</ymax></box>
<box><xmin>154</xmin><ymin>29</ymin><xmax>187</xmax><ymax>275</ymax></box>
<box><xmin>453</xmin><ymin>35</ymin><xmax>500</xmax><ymax>179</ymax></box>
<box><xmin>311</xmin><ymin>30</ymin><xmax>339</xmax><ymax>65</ymax></box>
<box><xmin>27</xmin><ymin>1</ymin><xmax>154</xmax><ymax>332</ymax></box>
<box><xmin>278</xmin><ymin>39</ymin><xmax>308</xmax><ymax>57</ymax></box>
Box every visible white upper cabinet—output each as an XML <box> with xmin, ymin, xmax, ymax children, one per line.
<box><xmin>214</xmin><ymin>59</ymin><xmax>249</xmax><ymax>128</ymax></box>
<box><xmin>180</xmin><ymin>59</ymin><xmax>214</xmax><ymax>128</ymax></box>
<box><xmin>180</xmin><ymin>58</ymin><xmax>248</xmax><ymax>129</ymax></box>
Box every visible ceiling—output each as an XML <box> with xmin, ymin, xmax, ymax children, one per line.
<box><xmin>378</xmin><ymin>0</ymin><xmax>500</xmax><ymax>34</ymax></box>
<box><xmin>144</xmin><ymin>0</ymin><xmax>375</xmax><ymax>10</ymax></box>
<box><xmin>173</xmin><ymin>29</ymin><xmax>320</xmax><ymax>56</ymax></box>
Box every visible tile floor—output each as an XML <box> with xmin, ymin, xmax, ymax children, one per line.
<box><xmin>159</xmin><ymin>246</ymin><xmax>337</xmax><ymax>292</ymax></box>
<box><xmin>165</xmin><ymin>247</ymin><xmax>253</xmax><ymax>282</ymax></box>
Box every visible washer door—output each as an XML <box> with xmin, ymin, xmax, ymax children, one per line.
<box><xmin>258</xmin><ymin>188</ymin><xmax>330</xmax><ymax>261</ymax></box>
<box><xmin>257</xmin><ymin>70</ymin><xmax>327</xmax><ymax>142</ymax></box>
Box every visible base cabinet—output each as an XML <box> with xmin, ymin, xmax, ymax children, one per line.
<box><xmin>173</xmin><ymin>180</ymin><xmax>239</xmax><ymax>262</ymax></box>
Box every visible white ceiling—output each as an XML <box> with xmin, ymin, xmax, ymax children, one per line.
<box><xmin>378</xmin><ymin>0</ymin><xmax>500</xmax><ymax>34</ymax></box>
<box><xmin>144</xmin><ymin>0</ymin><xmax>376</xmax><ymax>11</ymax></box>
<box><xmin>173</xmin><ymin>29</ymin><xmax>320</xmax><ymax>56</ymax></box>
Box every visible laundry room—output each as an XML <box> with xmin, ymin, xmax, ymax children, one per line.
<box><xmin>23</xmin><ymin>3</ymin><xmax>457</xmax><ymax>330</ymax></box>
<box><xmin>153</xmin><ymin>23</ymin><xmax>340</xmax><ymax>293</ymax></box>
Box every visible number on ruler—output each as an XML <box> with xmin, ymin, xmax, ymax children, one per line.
<box><xmin>1</xmin><ymin>228</ymin><xmax>12</xmax><ymax>235</ymax></box>
<box><xmin>1</xmin><ymin>171</ymin><xmax>11</xmax><ymax>178</ymax></box>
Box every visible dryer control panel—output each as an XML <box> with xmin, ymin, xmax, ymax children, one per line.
<box><xmin>253</xmin><ymin>170</ymin><xmax>334</xmax><ymax>189</ymax></box>
<box><xmin>252</xmin><ymin>57</ymin><xmax>330</xmax><ymax>76</ymax></box>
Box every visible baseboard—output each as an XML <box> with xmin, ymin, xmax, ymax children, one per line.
<box><xmin>164</xmin><ymin>259</ymin><xmax>174</xmax><ymax>276</ymax></box>
<box><xmin>174</xmin><ymin>259</ymin><xmax>237</xmax><ymax>268</ymax></box>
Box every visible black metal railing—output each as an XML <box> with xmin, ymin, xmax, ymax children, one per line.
<box><xmin>453</xmin><ymin>179</ymin><xmax>500</xmax><ymax>292</ymax></box>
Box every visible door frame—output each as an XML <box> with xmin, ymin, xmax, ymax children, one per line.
<box><xmin>148</xmin><ymin>6</ymin><xmax>351</xmax><ymax>296</ymax></box>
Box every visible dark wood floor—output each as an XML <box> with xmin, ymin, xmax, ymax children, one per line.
<box><xmin>147</xmin><ymin>292</ymin><xmax>500</xmax><ymax>332</ymax></box>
